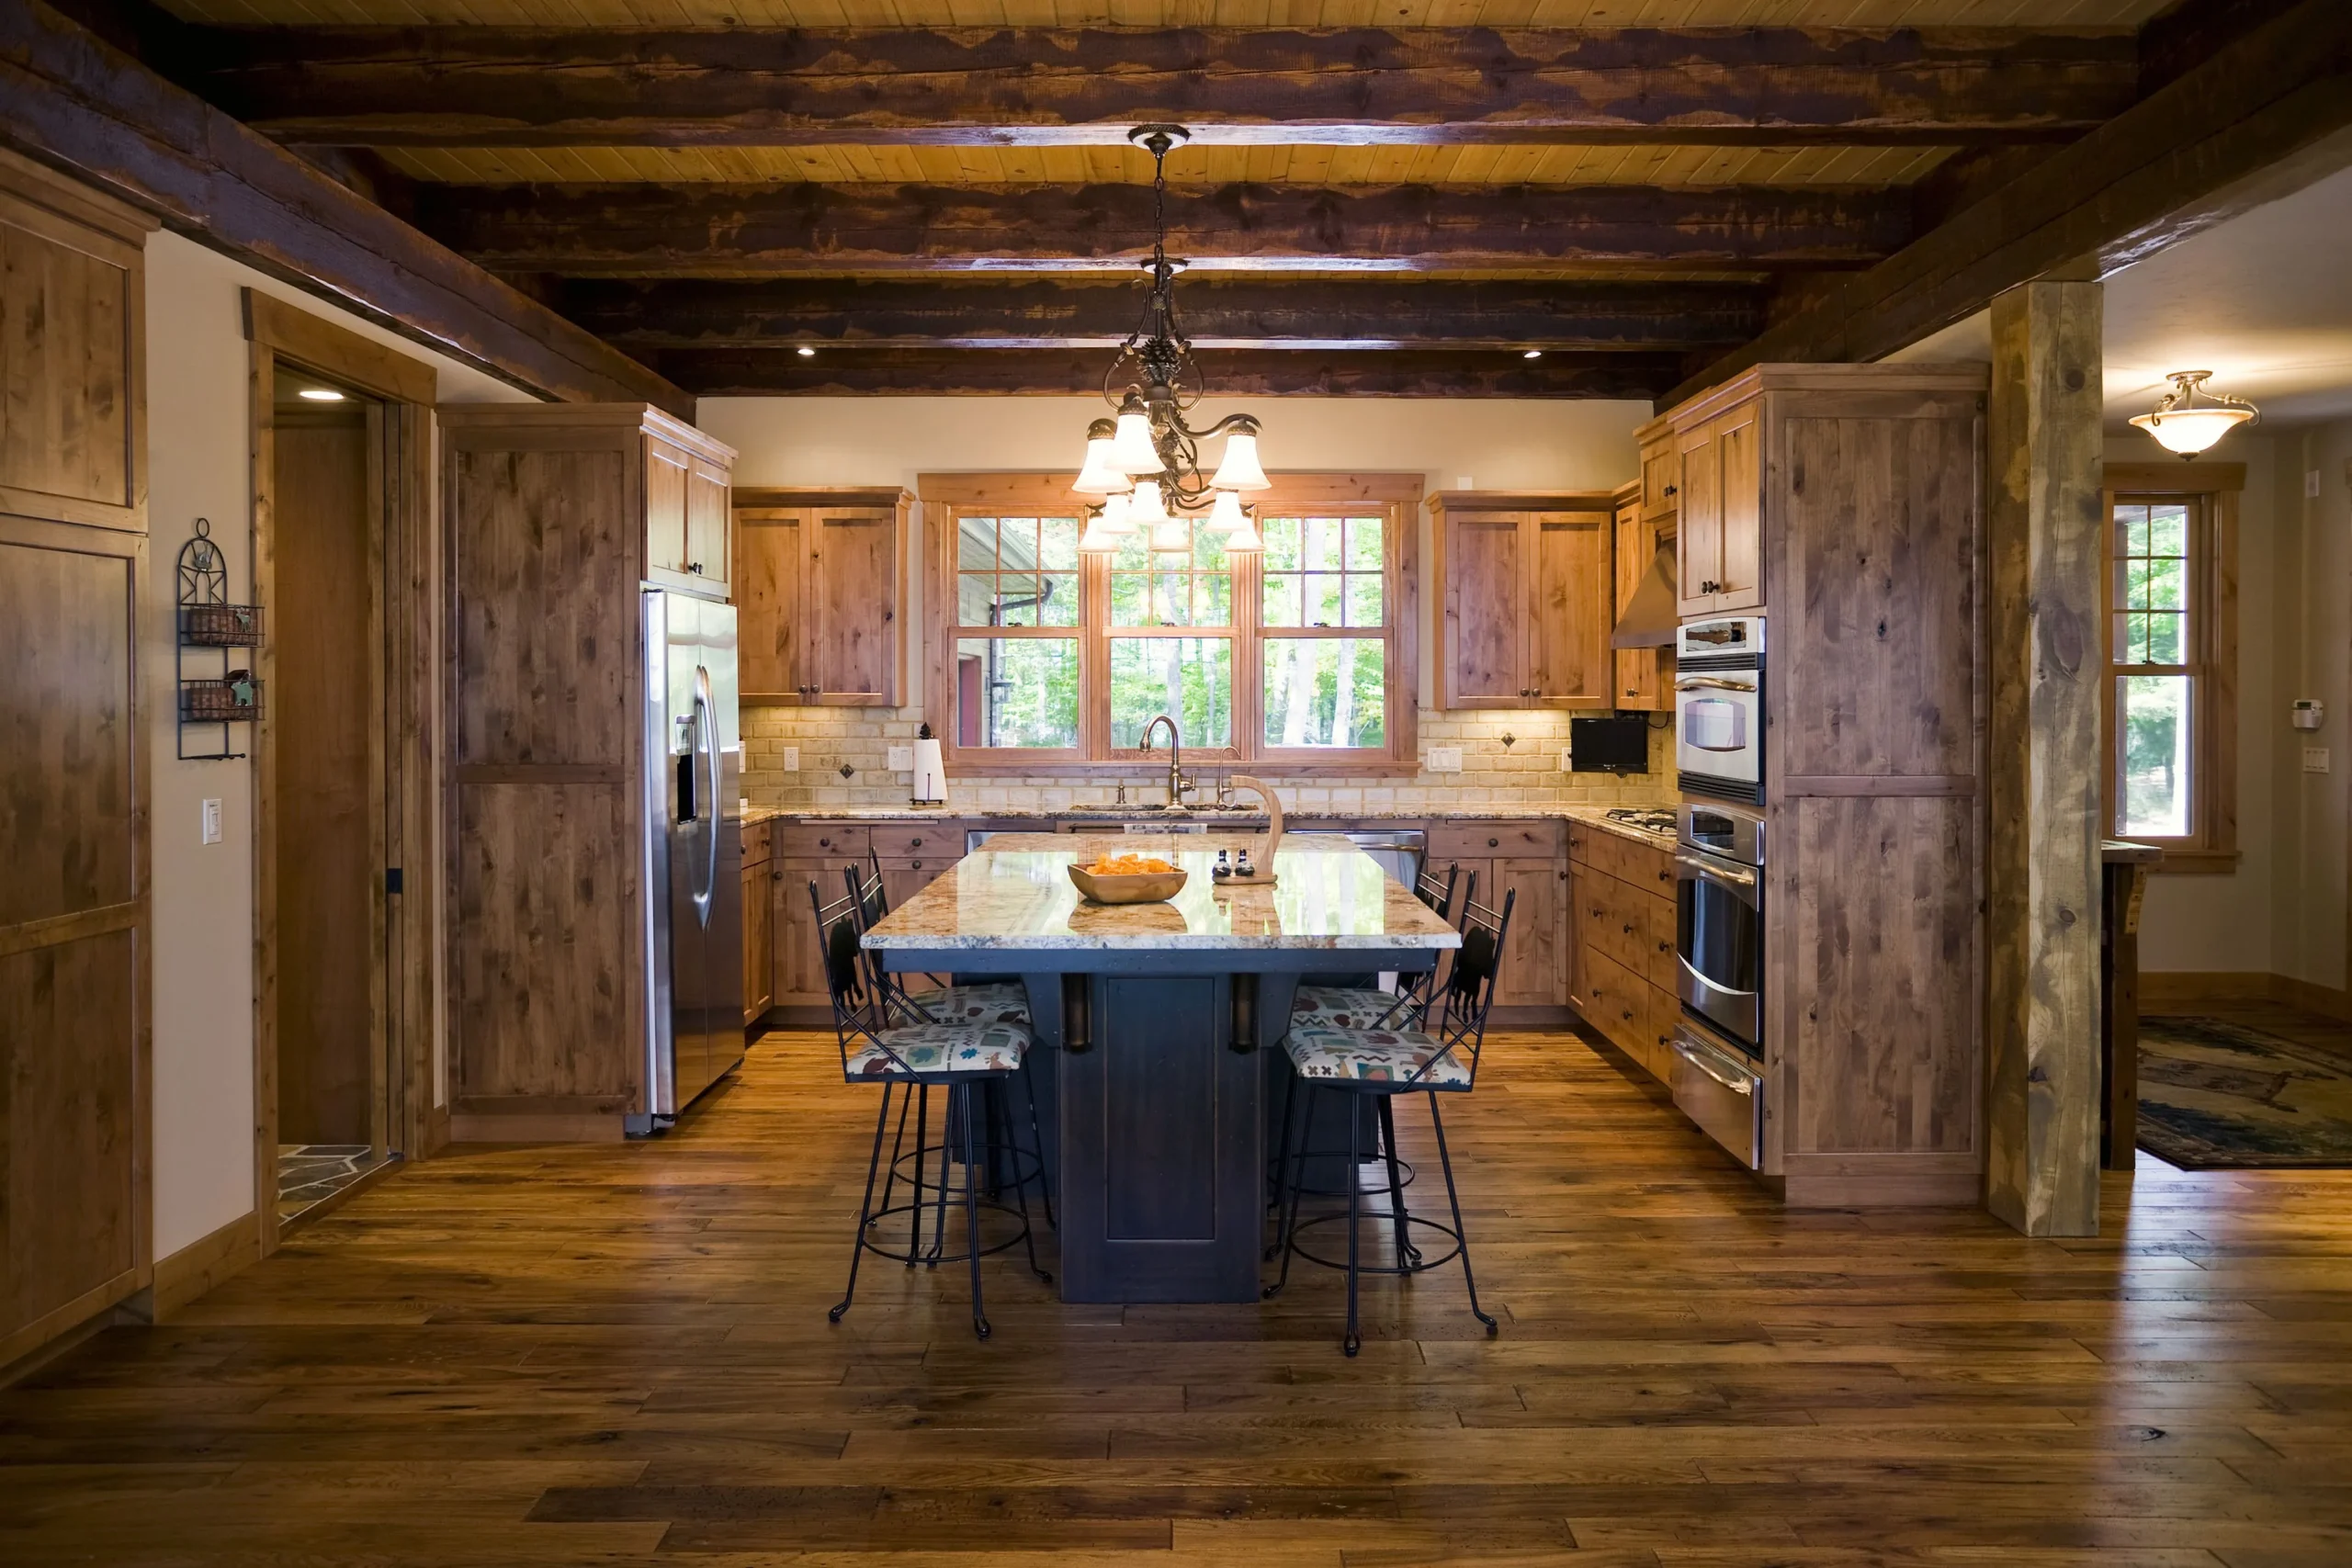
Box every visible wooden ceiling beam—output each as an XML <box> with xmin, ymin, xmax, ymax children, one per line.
<box><xmin>415</xmin><ymin>180</ymin><xmax>1907</xmax><ymax>276</ymax></box>
<box><xmin>0</xmin><ymin>0</ymin><xmax>688</xmax><ymax>414</ymax></box>
<box><xmin>191</xmin><ymin>25</ymin><xmax>2138</xmax><ymax>151</ymax></box>
<box><xmin>662</xmin><ymin>345</ymin><xmax>1687</xmax><ymax>399</ymax></box>
<box><xmin>561</xmin><ymin>276</ymin><xmax>1766</xmax><ymax>352</ymax></box>
<box><xmin>1668</xmin><ymin>0</ymin><xmax>2352</xmax><ymax>406</ymax></box>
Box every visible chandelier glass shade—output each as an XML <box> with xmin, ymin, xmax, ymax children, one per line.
<box><xmin>1069</xmin><ymin>124</ymin><xmax>1267</xmax><ymax>551</ymax></box>
<box><xmin>2131</xmin><ymin>370</ymin><xmax>2257</xmax><ymax>457</ymax></box>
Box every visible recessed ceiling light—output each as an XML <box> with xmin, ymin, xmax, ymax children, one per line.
<box><xmin>298</xmin><ymin>387</ymin><xmax>345</xmax><ymax>401</ymax></box>
<box><xmin>797</xmin><ymin>345</ymin><xmax>817</xmax><ymax>357</ymax></box>
<box><xmin>1522</xmin><ymin>349</ymin><xmax>1544</xmax><ymax>360</ymax></box>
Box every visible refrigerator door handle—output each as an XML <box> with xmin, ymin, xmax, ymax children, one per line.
<box><xmin>691</xmin><ymin>664</ymin><xmax>718</xmax><ymax>929</ymax></box>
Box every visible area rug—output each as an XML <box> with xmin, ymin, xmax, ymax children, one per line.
<box><xmin>2137</xmin><ymin>1016</ymin><xmax>2352</xmax><ymax>1168</ymax></box>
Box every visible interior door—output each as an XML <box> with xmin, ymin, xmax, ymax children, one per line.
<box><xmin>1529</xmin><ymin>511</ymin><xmax>1612</xmax><ymax>709</ymax></box>
<box><xmin>809</xmin><ymin>508</ymin><xmax>899</xmax><ymax>705</ymax></box>
<box><xmin>1442</xmin><ymin>512</ymin><xmax>1528</xmax><ymax>706</ymax></box>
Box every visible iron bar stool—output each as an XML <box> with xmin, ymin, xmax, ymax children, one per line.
<box><xmin>1263</xmin><ymin>886</ymin><xmax>1514</xmax><ymax>1356</ymax></box>
<box><xmin>813</xmin><ymin>879</ymin><xmax>1047</xmax><ymax>1340</ymax></box>
<box><xmin>1266</xmin><ymin>865</ymin><xmax>1470</xmax><ymax>1251</ymax></box>
<box><xmin>843</xmin><ymin>863</ymin><xmax>1054</xmax><ymax>1255</ymax></box>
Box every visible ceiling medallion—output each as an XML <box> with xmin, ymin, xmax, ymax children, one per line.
<box><xmin>1072</xmin><ymin>125</ymin><xmax>1270</xmax><ymax>554</ymax></box>
<box><xmin>2130</xmin><ymin>369</ymin><xmax>2258</xmax><ymax>458</ymax></box>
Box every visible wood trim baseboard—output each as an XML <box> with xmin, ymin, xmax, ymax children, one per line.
<box><xmin>0</xmin><ymin>1267</ymin><xmax>142</xmax><ymax>1374</ymax></box>
<box><xmin>449</xmin><ymin>1112</ymin><xmax>628</xmax><ymax>1144</ymax></box>
<box><xmin>2143</xmin><ymin>970</ymin><xmax>2352</xmax><ymax>1024</ymax></box>
<box><xmin>148</xmin><ymin>1210</ymin><xmax>262</xmax><ymax>1321</ymax></box>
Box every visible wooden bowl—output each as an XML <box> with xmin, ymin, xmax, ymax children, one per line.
<box><xmin>1068</xmin><ymin>863</ymin><xmax>1189</xmax><ymax>904</ymax></box>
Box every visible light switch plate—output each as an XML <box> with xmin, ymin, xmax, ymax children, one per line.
<box><xmin>200</xmin><ymin>797</ymin><xmax>222</xmax><ymax>845</ymax></box>
<box><xmin>2310</xmin><ymin>469</ymin><xmax>2324</xmax><ymax>499</ymax></box>
<box><xmin>2304</xmin><ymin>747</ymin><xmax>2331</xmax><ymax>774</ymax></box>
<box><xmin>887</xmin><ymin>744</ymin><xmax>915</xmax><ymax>772</ymax></box>
<box><xmin>782</xmin><ymin>745</ymin><xmax>800</xmax><ymax>772</ymax></box>
<box><xmin>1428</xmin><ymin>746</ymin><xmax>1464</xmax><ymax>773</ymax></box>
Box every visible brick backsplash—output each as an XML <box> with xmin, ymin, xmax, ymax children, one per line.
<box><xmin>740</xmin><ymin>705</ymin><xmax>1673</xmax><ymax>811</ymax></box>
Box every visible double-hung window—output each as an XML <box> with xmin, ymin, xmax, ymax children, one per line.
<box><xmin>924</xmin><ymin>473</ymin><xmax>1419</xmax><ymax>772</ymax></box>
<box><xmin>2100</xmin><ymin>464</ymin><xmax>2241</xmax><ymax>870</ymax></box>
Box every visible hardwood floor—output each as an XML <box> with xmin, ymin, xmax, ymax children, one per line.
<box><xmin>7</xmin><ymin>1024</ymin><xmax>2351</xmax><ymax>1566</ymax></box>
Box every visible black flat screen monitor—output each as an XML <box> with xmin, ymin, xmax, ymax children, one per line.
<box><xmin>1569</xmin><ymin>715</ymin><xmax>1650</xmax><ymax>774</ymax></box>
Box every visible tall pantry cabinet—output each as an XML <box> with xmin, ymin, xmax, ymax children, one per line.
<box><xmin>438</xmin><ymin>404</ymin><xmax>736</xmax><ymax>1142</ymax></box>
<box><xmin>0</xmin><ymin>151</ymin><xmax>158</xmax><ymax>1364</ymax></box>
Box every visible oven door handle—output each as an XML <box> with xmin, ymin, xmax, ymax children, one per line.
<box><xmin>1672</xmin><ymin>1035</ymin><xmax>1758</xmax><ymax>1094</ymax></box>
<box><xmin>1675</xmin><ymin>675</ymin><xmax>1758</xmax><ymax>694</ymax></box>
<box><xmin>1678</xmin><ymin>853</ymin><xmax>1757</xmax><ymax>891</ymax></box>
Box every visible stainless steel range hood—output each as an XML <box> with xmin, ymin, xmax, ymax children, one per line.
<box><xmin>1611</xmin><ymin>545</ymin><xmax>1679</xmax><ymax>649</ymax></box>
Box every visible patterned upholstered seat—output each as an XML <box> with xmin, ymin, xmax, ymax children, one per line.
<box><xmin>900</xmin><ymin>981</ymin><xmax>1030</xmax><ymax>1026</ymax></box>
<box><xmin>1287</xmin><ymin>984</ymin><xmax>1419</xmax><ymax>1033</ymax></box>
<box><xmin>1283</xmin><ymin>1023</ymin><xmax>1472</xmax><ymax>1089</ymax></box>
<box><xmin>843</xmin><ymin>1020</ymin><xmax>1029</xmax><ymax>1079</ymax></box>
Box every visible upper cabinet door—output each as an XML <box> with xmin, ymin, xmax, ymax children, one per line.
<box><xmin>1712</xmin><ymin>408</ymin><xmax>1764</xmax><ymax>612</ymax></box>
<box><xmin>643</xmin><ymin>438</ymin><xmax>690</xmax><ymax>580</ymax></box>
<box><xmin>733</xmin><ymin>506</ymin><xmax>805</xmax><ymax>703</ymax></box>
<box><xmin>808</xmin><ymin>508</ymin><xmax>902</xmax><ymax>705</ymax></box>
<box><xmin>1640</xmin><ymin>441</ymin><xmax>1679</xmax><ymax>526</ymax></box>
<box><xmin>1529</xmin><ymin>512</ymin><xmax>1612</xmax><ymax>709</ymax></box>
<box><xmin>1677</xmin><ymin>424</ymin><xmax>1723</xmax><ymax>618</ymax></box>
<box><xmin>1441</xmin><ymin>511</ymin><xmax>1530</xmax><ymax>707</ymax></box>
<box><xmin>684</xmin><ymin>456</ymin><xmax>730</xmax><ymax>592</ymax></box>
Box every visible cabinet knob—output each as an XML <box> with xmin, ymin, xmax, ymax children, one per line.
<box><xmin>687</xmin><ymin>560</ymin><xmax>704</xmax><ymax>574</ymax></box>
<box><xmin>1664</xmin><ymin>484</ymin><xmax>1678</xmax><ymax>497</ymax></box>
<box><xmin>1623</xmin><ymin>922</ymin><xmax>1634</xmax><ymax>934</ymax></box>
<box><xmin>911</xmin><ymin>860</ymin><xmax>923</xmax><ymax>870</ymax></box>
<box><xmin>1658</xmin><ymin>940</ymin><xmax>1671</xmax><ymax>953</ymax></box>
<box><xmin>1659</xmin><ymin>868</ymin><xmax>1672</xmax><ymax>882</ymax></box>
<box><xmin>1487</xmin><ymin>837</ymin><xmax>1499</xmax><ymax>849</ymax></box>
<box><xmin>1622</xmin><ymin>1009</ymin><xmax>1635</xmax><ymax>1021</ymax></box>
<box><xmin>909</xmin><ymin>837</ymin><xmax>922</xmax><ymax>847</ymax></box>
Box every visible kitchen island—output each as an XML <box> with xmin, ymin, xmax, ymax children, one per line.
<box><xmin>861</xmin><ymin>833</ymin><xmax>1461</xmax><ymax>1303</ymax></box>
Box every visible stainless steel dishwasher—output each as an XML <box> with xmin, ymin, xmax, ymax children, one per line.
<box><xmin>1291</xmin><ymin>829</ymin><xmax>1425</xmax><ymax>887</ymax></box>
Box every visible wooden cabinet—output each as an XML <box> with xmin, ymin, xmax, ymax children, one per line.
<box><xmin>1430</xmin><ymin>821</ymin><xmax>1566</xmax><ymax>1009</ymax></box>
<box><xmin>1636</xmin><ymin>414</ymin><xmax>1680</xmax><ymax>529</ymax></box>
<box><xmin>644</xmin><ymin>431</ymin><xmax>732</xmax><ymax>595</ymax></box>
<box><xmin>440</xmin><ymin>404</ymin><xmax>737</xmax><ymax>1141</ymax></box>
<box><xmin>734</xmin><ymin>488</ymin><xmax>910</xmax><ymax>706</ymax></box>
<box><xmin>1676</xmin><ymin>403</ymin><xmax>1762</xmax><ymax>617</ymax></box>
<box><xmin>1430</xmin><ymin>493</ymin><xmax>1616</xmax><ymax>710</ymax></box>
<box><xmin>1566</xmin><ymin>823</ymin><xmax>1680</xmax><ymax>1083</ymax></box>
<box><xmin>0</xmin><ymin>151</ymin><xmax>156</xmax><ymax>1368</ymax></box>
<box><xmin>1610</xmin><ymin>479</ymin><xmax>1674</xmax><ymax>712</ymax></box>
<box><xmin>741</xmin><ymin>820</ymin><xmax>774</xmax><ymax>1026</ymax></box>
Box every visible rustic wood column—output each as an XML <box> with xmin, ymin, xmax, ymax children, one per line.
<box><xmin>1984</xmin><ymin>280</ymin><xmax>2106</xmax><ymax>1237</ymax></box>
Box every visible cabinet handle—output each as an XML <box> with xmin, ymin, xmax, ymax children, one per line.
<box><xmin>1664</xmin><ymin>484</ymin><xmax>1678</xmax><ymax>497</ymax></box>
<box><xmin>687</xmin><ymin>560</ymin><xmax>704</xmax><ymax>574</ymax></box>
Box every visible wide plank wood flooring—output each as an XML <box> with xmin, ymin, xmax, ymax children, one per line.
<box><xmin>6</xmin><ymin>1024</ymin><xmax>2351</xmax><ymax>1567</ymax></box>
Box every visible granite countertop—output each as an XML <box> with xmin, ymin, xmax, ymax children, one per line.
<box><xmin>863</xmin><ymin>833</ymin><xmax>1464</xmax><ymax>953</ymax></box>
<box><xmin>748</xmin><ymin>800</ymin><xmax>1679</xmax><ymax>848</ymax></box>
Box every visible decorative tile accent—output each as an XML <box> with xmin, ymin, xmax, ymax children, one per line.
<box><xmin>277</xmin><ymin>1145</ymin><xmax>387</xmax><ymax>1224</ymax></box>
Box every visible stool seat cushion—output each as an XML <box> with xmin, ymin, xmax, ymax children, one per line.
<box><xmin>1284</xmin><ymin>1024</ymin><xmax>1471</xmax><ymax>1089</ymax></box>
<box><xmin>1288</xmin><ymin>984</ymin><xmax>1418</xmax><ymax>1033</ymax></box>
<box><xmin>901</xmin><ymin>981</ymin><xmax>1030</xmax><ymax>1025</ymax></box>
<box><xmin>846</xmin><ymin>1021</ymin><xmax>1029</xmax><ymax>1079</ymax></box>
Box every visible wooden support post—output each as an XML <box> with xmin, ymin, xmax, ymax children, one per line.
<box><xmin>1984</xmin><ymin>279</ymin><xmax>2105</xmax><ymax>1238</ymax></box>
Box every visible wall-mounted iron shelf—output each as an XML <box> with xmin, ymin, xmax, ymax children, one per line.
<box><xmin>175</xmin><ymin>518</ymin><xmax>263</xmax><ymax>761</ymax></box>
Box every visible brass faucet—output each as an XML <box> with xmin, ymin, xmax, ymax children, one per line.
<box><xmin>1138</xmin><ymin>714</ymin><xmax>1193</xmax><ymax>808</ymax></box>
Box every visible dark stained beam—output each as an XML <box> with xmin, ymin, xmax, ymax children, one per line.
<box><xmin>1668</xmin><ymin>0</ymin><xmax>2352</xmax><ymax>406</ymax></box>
<box><xmin>0</xmin><ymin>0</ymin><xmax>686</xmax><ymax>414</ymax></box>
<box><xmin>561</xmin><ymin>276</ymin><xmax>1767</xmax><ymax>353</ymax></box>
<box><xmin>191</xmin><ymin>25</ymin><xmax>2138</xmax><ymax>151</ymax></box>
<box><xmin>415</xmin><ymin>181</ymin><xmax>1907</xmax><ymax>276</ymax></box>
<box><xmin>662</xmin><ymin>345</ymin><xmax>1685</xmax><ymax>399</ymax></box>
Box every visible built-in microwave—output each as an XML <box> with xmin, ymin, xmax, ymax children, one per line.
<box><xmin>1675</xmin><ymin>615</ymin><xmax>1764</xmax><ymax>805</ymax></box>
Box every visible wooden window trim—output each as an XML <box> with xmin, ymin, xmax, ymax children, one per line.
<box><xmin>2100</xmin><ymin>468</ymin><xmax>2240</xmax><ymax>874</ymax></box>
<box><xmin>922</xmin><ymin>471</ymin><xmax>1420</xmax><ymax>775</ymax></box>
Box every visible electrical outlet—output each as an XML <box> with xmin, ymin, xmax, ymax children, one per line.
<box><xmin>887</xmin><ymin>744</ymin><xmax>915</xmax><ymax>772</ymax></box>
<box><xmin>782</xmin><ymin>745</ymin><xmax>800</xmax><ymax>772</ymax></box>
<box><xmin>2304</xmin><ymin>747</ymin><xmax>2331</xmax><ymax>774</ymax></box>
<box><xmin>200</xmin><ymin>797</ymin><xmax>222</xmax><ymax>845</ymax></box>
<box><xmin>1559</xmin><ymin>747</ymin><xmax>1574</xmax><ymax>773</ymax></box>
<box><xmin>1427</xmin><ymin>746</ymin><xmax>1464</xmax><ymax>773</ymax></box>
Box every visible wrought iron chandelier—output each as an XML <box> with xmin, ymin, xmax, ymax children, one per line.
<box><xmin>1071</xmin><ymin>125</ymin><xmax>1270</xmax><ymax>554</ymax></box>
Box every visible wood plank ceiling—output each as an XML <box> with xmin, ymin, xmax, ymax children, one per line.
<box><xmin>132</xmin><ymin>0</ymin><xmax>2196</xmax><ymax>397</ymax></box>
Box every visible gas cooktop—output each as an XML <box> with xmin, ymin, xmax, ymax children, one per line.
<box><xmin>1604</xmin><ymin>807</ymin><xmax>1678</xmax><ymax>834</ymax></box>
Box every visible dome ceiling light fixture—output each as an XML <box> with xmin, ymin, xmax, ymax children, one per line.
<box><xmin>2130</xmin><ymin>369</ymin><xmax>2258</xmax><ymax>458</ymax></box>
<box><xmin>1071</xmin><ymin>124</ymin><xmax>1270</xmax><ymax>554</ymax></box>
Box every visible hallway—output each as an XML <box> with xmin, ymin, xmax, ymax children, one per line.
<box><xmin>5</xmin><ymin>1028</ymin><xmax>2348</xmax><ymax>1565</ymax></box>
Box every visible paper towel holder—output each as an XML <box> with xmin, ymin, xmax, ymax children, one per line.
<box><xmin>910</xmin><ymin>721</ymin><xmax>947</xmax><ymax>807</ymax></box>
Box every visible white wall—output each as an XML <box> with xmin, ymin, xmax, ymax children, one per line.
<box><xmin>143</xmin><ymin>231</ymin><xmax>533</xmax><ymax>1257</ymax></box>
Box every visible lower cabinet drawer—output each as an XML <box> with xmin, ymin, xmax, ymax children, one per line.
<box><xmin>1430</xmin><ymin>819</ymin><xmax>1561</xmax><ymax>862</ymax></box>
<box><xmin>1574</xmin><ymin>869</ymin><xmax>1650</xmax><ymax>977</ymax></box>
<box><xmin>1577</xmin><ymin>946</ymin><xmax>1649</xmax><ymax>1057</ymax></box>
<box><xmin>778</xmin><ymin>823</ymin><xmax>871</xmax><ymax>859</ymax></box>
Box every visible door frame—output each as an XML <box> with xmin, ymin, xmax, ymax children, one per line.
<box><xmin>243</xmin><ymin>290</ymin><xmax>437</xmax><ymax>1257</ymax></box>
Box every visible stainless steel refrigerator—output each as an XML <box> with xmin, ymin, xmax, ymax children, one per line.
<box><xmin>632</xmin><ymin>589</ymin><xmax>744</xmax><ymax>1134</ymax></box>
